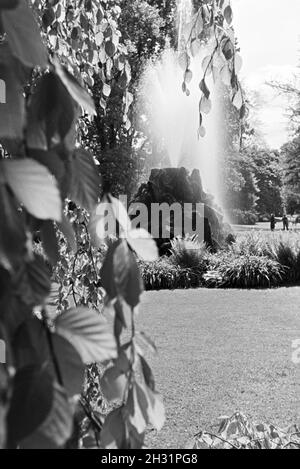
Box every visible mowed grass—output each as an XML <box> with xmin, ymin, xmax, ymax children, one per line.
<box><xmin>137</xmin><ymin>288</ymin><xmax>300</xmax><ymax>449</ymax></box>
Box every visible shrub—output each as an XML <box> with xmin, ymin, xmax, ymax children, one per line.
<box><xmin>229</xmin><ymin>209</ymin><xmax>258</xmax><ymax>225</ymax></box>
<box><xmin>266</xmin><ymin>233</ymin><xmax>300</xmax><ymax>283</ymax></box>
<box><xmin>229</xmin><ymin>232</ymin><xmax>270</xmax><ymax>257</ymax></box>
<box><xmin>204</xmin><ymin>253</ymin><xmax>283</xmax><ymax>289</ymax></box>
<box><xmin>169</xmin><ymin>237</ymin><xmax>210</xmax><ymax>275</ymax></box>
<box><xmin>139</xmin><ymin>258</ymin><xmax>201</xmax><ymax>291</ymax></box>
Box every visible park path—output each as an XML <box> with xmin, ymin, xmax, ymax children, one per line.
<box><xmin>137</xmin><ymin>288</ymin><xmax>300</xmax><ymax>449</ymax></box>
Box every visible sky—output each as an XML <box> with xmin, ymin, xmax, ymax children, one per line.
<box><xmin>232</xmin><ymin>0</ymin><xmax>300</xmax><ymax>149</ymax></box>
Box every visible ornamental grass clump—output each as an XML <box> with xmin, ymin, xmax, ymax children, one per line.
<box><xmin>204</xmin><ymin>253</ymin><xmax>283</xmax><ymax>289</ymax></box>
<box><xmin>169</xmin><ymin>237</ymin><xmax>210</xmax><ymax>276</ymax></box>
<box><xmin>266</xmin><ymin>233</ymin><xmax>300</xmax><ymax>283</ymax></box>
<box><xmin>139</xmin><ymin>258</ymin><xmax>201</xmax><ymax>291</ymax></box>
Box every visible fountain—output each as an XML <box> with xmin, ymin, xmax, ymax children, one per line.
<box><xmin>132</xmin><ymin>0</ymin><xmax>231</xmax><ymax>253</ymax></box>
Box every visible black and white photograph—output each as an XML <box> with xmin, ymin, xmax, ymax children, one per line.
<box><xmin>0</xmin><ymin>0</ymin><xmax>300</xmax><ymax>454</ymax></box>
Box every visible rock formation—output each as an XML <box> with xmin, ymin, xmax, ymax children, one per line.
<box><xmin>130</xmin><ymin>167</ymin><xmax>232</xmax><ymax>255</ymax></box>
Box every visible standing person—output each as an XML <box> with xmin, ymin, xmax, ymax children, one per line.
<box><xmin>270</xmin><ymin>213</ymin><xmax>276</xmax><ymax>231</ymax></box>
<box><xmin>282</xmin><ymin>214</ymin><xmax>289</xmax><ymax>231</ymax></box>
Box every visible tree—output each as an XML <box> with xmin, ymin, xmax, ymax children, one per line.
<box><xmin>281</xmin><ymin>136</ymin><xmax>300</xmax><ymax>214</ymax></box>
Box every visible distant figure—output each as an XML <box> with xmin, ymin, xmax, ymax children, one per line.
<box><xmin>282</xmin><ymin>214</ymin><xmax>289</xmax><ymax>231</ymax></box>
<box><xmin>270</xmin><ymin>213</ymin><xmax>276</xmax><ymax>231</ymax></box>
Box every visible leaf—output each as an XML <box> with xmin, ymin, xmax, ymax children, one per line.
<box><xmin>102</xmin><ymin>83</ymin><xmax>111</xmax><ymax>98</ymax></box>
<box><xmin>26</xmin><ymin>72</ymin><xmax>75</xmax><ymax>150</ymax></box>
<box><xmin>21</xmin><ymin>383</ymin><xmax>73</xmax><ymax>449</ymax></box>
<box><xmin>126</xmin><ymin>383</ymin><xmax>148</xmax><ymax>435</ymax></box>
<box><xmin>200</xmin><ymin>96</ymin><xmax>212</xmax><ymax>114</ymax></box>
<box><xmin>222</xmin><ymin>39</ymin><xmax>234</xmax><ymax>61</ymax></box>
<box><xmin>184</xmin><ymin>69</ymin><xmax>193</xmax><ymax>84</ymax></box>
<box><xmin>100</xmin><ymin>408</ymin><xmax>127</xmax><ymax>449</ymax></box>
<box><xmin>199</xmin><ymin>79</ymin><xmax>210</xmax><ymax>99</ymax></box>
<box><xmin>6</xmin><ymin>365</ymin><xmax>54</xmax><ymax>446</ymax></box>
<box><xmin>14</xmin><ymin>317</ymin><xmax>85</xmax><ymax>398</ymax></box>
<box><xmin>113</xmin><ymin>241</ymin><xmax>143</xmax><ymax>308</ymax></box>
<box><xmin>202</xmin><ymin>56</ymin><xmax>212</xmax><ymax>75</ymax></box>
<box><xmin>100</xmin><ymin>365</ymin><xmax>127</xmax><ymax>403</ymax></box>
<box><xmin>0</xmin><ymin>0</ymin><xmax>19</xmax><ymax>9</ymax></box>
<box><xmin>100</xmin><ymin>349</ymin><xmax>130</xmax><ymax>401</ymax></box>
<box><xmin>2</xmin><ymin>158</ymin><xmax>62</xmax><ymax>221</ymax></box>
<box><xmin>137</xmin><ymin>331</ymin><xmax>157</xmax><ymax>354</ymax></box>
<box><xmin>127</xmin><ymin>229</ymin><xmax>158</xmax><ymax>262</ymax></box>
<box><xmin>0</xmin><ymin>185</ymin><xmax>26</xmax><ymax>269</ymax></box>
<box><xmin>28</xmin><ymin>148</ymin><xmax>65</xmax><ymax>183</ymax></box>
<box><xmin>100</xmin><ymin>241</ymin><xmax>119</xmax><ymax>300</ymax></box>
<box><xmin>57</xmin><ymin>215</ymin><xmax>77</xmax><ymax>252</ymax></box>
<box><xmin>0</xmin><ymin>62</ymin><xmax>25</xmax><ymax>139</ymax></box>
<box><xmin>40</xmin><ymin>220</ymin><xmax>60</xmax><ymax>266</ymax></box>
<box><xmin>42</xmin><ymin>7</ymin><xmax>55</xmax><ymax>29</ymax></box>
<box><xmin>144</xmin><ymin>386</ymin><xmax>165</xmax><ymax>431</ymax></box>
<box><xmin>140</xmin><ymin>355</ymin><xmax>155</xmax><ymax>392</ymax></box>
<box><xmin>198</xmin><ymin>126</ymin><xmax>206</xmax><ymax>138</ymax></box>
<box><xmin>69</xmin><ymin>148</ymin><xmax>101</xmax><ymax>212</ymax></box>
<box><xmin>55</xmin><ymin>307</ymin><xmax>117</xmax><ymax>364</ymax></box>
<box><xmin>232</xmin><ymin>87</ymin><xmax>243</xmax><ymax>110</ymax></box>
<box><xmin>178</xmin><ymin>52</ymin><xmax>190</xmax><ymax>70</ymax></box>
<box><xmin>240</xmin><ymin>103</ymin><xmax>247</xmax><ymax>119</ymax></box>
<box><xmin>2</xmin><ymin>0</ymin><xmax>48</xmax><ymax>67</ymax></box>
<box><xmin>0</xmin><ymin>364</ymin><xmax>8</xmax><ymax>449</ymax></box>
<box><xmin>52</xmin><ymin>334</ymin><xmax>85</xmax><ymax>398</ymax></box>
<box><xmin>105</xmin><ymin>40</ymin><xmax>116</xmax><ymax>57</ymax></box>
<box><xmin>224</xmin><ymin>5</ymin><xmax>233</xmax><ymax>24</ymax></box>
<box><xmin>17</xmin><ymin>254</ymin><xmax>51</xmax><ymax>306</ymax></box>
<box><xmin>53</xmin><ymin>58</ymin><xmax>95</xmax><ymax>116</ymax></box>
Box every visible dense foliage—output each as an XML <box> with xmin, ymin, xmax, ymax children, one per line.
<box><xmin>141</xmin><ymin>232</ymin><xmax>300</xmax><ymax>290</ymax></box>
<box><xmin>0</xmin><ymin>0</ymin><xmax>163</xmax><ymax>449</ymax></box>
<box><xmin>189</xmin><ymin>412</ymin><xmax>300</xmax><ymax>449</ymax></box>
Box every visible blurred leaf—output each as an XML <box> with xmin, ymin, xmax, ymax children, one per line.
<box><xmin>69</xmin><ymin>148</ymin><xmax>101</xmax><ymax>212</ymax></box>
<box><xmin>127</xmin><ymin>229</ymin><xmax>158</xmax><ymax>262</ymax></box>
<box><xmin>200</xmin><ymin>96</ymin><xmax>212</xmax><ymax>115</ymax></box>
<box><xmin>17</xmin><ymin>254</ymin><xmax>51</xmax><ymax>307</ymax></box>
<box><xmin>21</xmin><ymin>383</ymin><xmax>73</xmax><ymax>449</ymax></box>
<box><xmin>0</xmin><ymin>185</ymin><xmax>26</xmax><ymax>269</ymax></box>
<box><xmin>2</xmin><ymin>158</ymin><xmax>62</xmax><ymax>221</ymax></box>
<box><xmin>199</xmin><ymin>79</ymin><xmax>210</xmax><ymax>99</ymax></box>
<box><xmin>28</xmin><ymin>148</ymin><xmax>65</xmax><ymax>183</ymax></box>
<box><xmin>26</xmin><ymin>72</ymin><xmax>75</xmax><ymax>150</ymax></box>
<box><xmin>53</xmin><ymin>58</ymin><xmax>95</xmax><ymax>116</ymax></box>
<box><xmin>7</xmin><ymin>365</ymin><xmax>54</xmax><ymax>446</ymax></box>
<box><xmin>52</xmin><ymin>334</ymin><xmax>85</xmax><ymax>398</ymax></box>
<box><xmin>100</xmin><ymin>241</ymin><xmax>119</xmax><ymax>300</ymax></box>
<box><xmin>100</xmin><ymin>408</ymin><xmax>127</xmax><ymax>449</ymax></box>
<box><xmin>113</xmin><ymin>240</ymin><xmax>143</xmax><ymax>308</ymax></box>
<box><xmin>140</xmin><ymin>355</ymin><xmax>155</xmax><ymax>392</ymax></box>
<box><xmin>55</xmin><ymin>307</ymin><xmax>117</xmax><ymax>364</ymax></box>
<box><xmin>100</xmin><ymin>365</ymin><xmax>127</xmax><ymax>402</ymax></box>
<box><xmin>224</xmin><ymin>5</ymin><xmax>233</xmax><ymax>25</ymax></box>
<box><xmin>2</xmin><ymin>0</ymin><xmax>48</xmax><ymax>67</ymax></box>
<box><xmin>0</xmin><ymin>364</ymin><xmax>8</xmax><ymax>449</ymax></box>
<box><xmin>57</xmin><ymin>215</ymin><xmax>77</xmax><ymax>252</ymax></box>
<box><xmin>40</xmin><ymin>220</ymin><xmax>59</xmax><ymax>266</ymax></box>
<box><xmin>0</xmin><ymin>62</ymin><xmax>25</xmax><ymax>139</ymax></box>
<box><xmin>126</xmin><ymin>382</ymin><xmax>148</xmax><ymax>434</ymax></box>
<box><xmin>14</xmin><ymin>317</ymin><xmax>85</xmax><ymax>398</ymax></box>
<box><xmin>0</xmin><ymin>0</ymin><xmax>19</xmax><ymax>8</ymax></box>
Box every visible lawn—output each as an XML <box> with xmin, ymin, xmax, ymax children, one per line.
<box><xmin>137</xmin><ymin>288</ymin><xmax>300</xmax><ymax>449</ymax></box>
